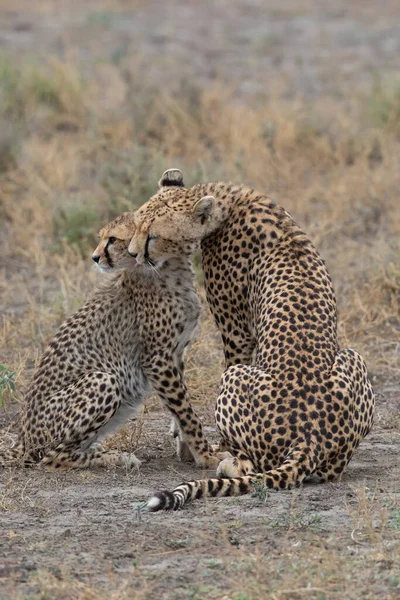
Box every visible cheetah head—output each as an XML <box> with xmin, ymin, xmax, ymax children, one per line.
<box><xmin>128</xmin><ymin>169</ymin><xmax>221</xmax><ymax>269</ymax></box>
<box><xmin>92</xmin><ymin>212</ymin><xmax>136</xmax><ymax>272</ymax></box>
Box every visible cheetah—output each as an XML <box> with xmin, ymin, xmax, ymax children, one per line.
<box><xmin>0</xmin><ymin>211</ymin><xmax>217</xmax><ymax>469</ymax></box>
<box><xmin>126</xmin><ymin>169</ymin><xmax>375</xmax><ymax>511</ymax></box>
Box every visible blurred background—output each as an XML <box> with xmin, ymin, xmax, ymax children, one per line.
<box><xmin>1</xmin><ymin>0</ymin><xmax>399</xmax><ymax>392</ymax></box>
<box><xmin>0</xmin><ymin>2</ymin><xmax>400</xmax><ymax>598</ymax></box>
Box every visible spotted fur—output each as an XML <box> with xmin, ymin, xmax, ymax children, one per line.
<box><xmin>127</xmin><ymin>171</ymin><xmax>375</xmax><ymax>510</ymax></box>
<box><xmin>0</xmin><ymin>211</ymin><xmax>217</xmax><ymax>469</ymax></box>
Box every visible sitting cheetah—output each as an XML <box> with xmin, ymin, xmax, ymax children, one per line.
<box><xmin>0</xmin><ymin>212</ymin><xmax>216</xmax><ymax>469</ymax></box>
<box><xmin>126</xmin><ymin>170</ymin><xmax>375</xmax><ymax>511</ymax></box>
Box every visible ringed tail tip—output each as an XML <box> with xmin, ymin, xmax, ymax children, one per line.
<box><xmin>147</xmin><ymin>490</ymin><xmax>178</xmax><ymax>512</ymax></box>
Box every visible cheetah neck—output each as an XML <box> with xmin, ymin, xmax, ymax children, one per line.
<box><xmin>191</xmin><ymin>182</ymin><xmax>303</xmax><ymax>249</ymax></box>
<box><xmin>160</xmin><ymin>256</ymin><xmax>196</xmax><ymax>285</ymax></box>
<box><xmin>192</xmin><ymin>182</ymin><xmax>253</xmax><ymax>222</ymax></box>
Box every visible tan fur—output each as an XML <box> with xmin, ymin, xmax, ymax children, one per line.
<box><xmin>0</xmin><ymin>212</ymin><xmax>216</xmax><ymax>469</ymax></box>
<box><xmin>126</xmin><ymin>175</ymin><xmax>375</xmax><ymax>511</ymax></box>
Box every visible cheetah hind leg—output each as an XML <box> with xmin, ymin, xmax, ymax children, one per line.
<box><xmin>312</xmin><ymin>348</ymin><xmax>375</xmax><ymax>483</ymax></box>
<box><xmin>41</xmin><ymin>444</ymin><xmax>141</xmax><ymax>470</ymax></box>
<box><xmin>331</xmin><ymin>347</ymin><xmax>375</xmax><ymax>439</ymax></box>
<box><xmin>312</xmin><ymin>459</ymin><xmax>350</xmax><ymax>483</ymax></box>
<box><xmin>39</xmin><ymin>371</ymin><xmax>141</xmax><ymax>470</ymax></box>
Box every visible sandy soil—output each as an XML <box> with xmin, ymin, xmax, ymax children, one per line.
<box><xmin>1</xmin><ymin>402</ymin><xmax>399</xmax><ymax>598</ymax></box>
<box><xmin>1</xmin><ymin>1</ymin><xmax>400</xmax><ymax>598</ymax></box>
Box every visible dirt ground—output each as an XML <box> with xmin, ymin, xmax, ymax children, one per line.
<box><xmin>1</xmin><ymin>403</ymin><xmax>400</xmax><ymax>599</ymax></box>
<box><xmin>1</xmin><ymin>1</ymin><xmax>400</xmax><ymax>598</ymax></box>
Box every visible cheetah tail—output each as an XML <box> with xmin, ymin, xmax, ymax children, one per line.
<box><xmin>147</xmin><ymin>443</ymin><xmax>318</xmax><ymax>512</ymax></box>
<box><xmin>147</xmin><ymin>476</ymin><xmax>255</xmax><ymax>511</ymax></box>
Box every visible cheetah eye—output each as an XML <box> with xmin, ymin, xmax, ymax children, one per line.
<box><xmin>108</xmin><ymin>237</ymin><xmax>117</xmax><ymax>244</ymax></box>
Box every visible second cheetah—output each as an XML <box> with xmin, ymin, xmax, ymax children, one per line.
<box><xmin>0</xmin><ymin>212</ymin><xmax>216</xmax><ymax>469</ymax></box>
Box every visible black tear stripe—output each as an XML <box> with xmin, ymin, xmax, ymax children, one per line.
<box><xmin>144</xmin><ymin>235</ymin><xmax>150</xmax><ymax>262</ymax></box>
<box><xmin>104</xmin><ymin>240</ymin><xmax>114</xmax><ymax>268</ymax></box>
<box><xmin>144</xmin><ymin>236</ymin><xmax>156</xmax><ymax>266</ymax></box>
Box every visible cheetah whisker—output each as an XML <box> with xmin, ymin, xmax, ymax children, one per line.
<box><xmin>147</xmin><ymin>259</ymin><xmax>161</xmax><ymax>278</ymax></box>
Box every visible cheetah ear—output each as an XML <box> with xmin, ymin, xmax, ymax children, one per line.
<box><xmin>192</xmin><ymin>195</ymin><xmax>215</xmax><ymax>224</ymax></box>
<box><xmin>158</xmin><ymin>168</ymin><xmax>184</xmax><ymax>189</ymax></box>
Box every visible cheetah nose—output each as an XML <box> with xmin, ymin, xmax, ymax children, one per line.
<box><xmin>92</xmin><ymin>255</ymin><xmax>100</xmax><ymax>263</ymax></box>
<box><xmin>128</xmin><ymin>250</ymin><xmax>137</xmax><ymax>258</ymax></box>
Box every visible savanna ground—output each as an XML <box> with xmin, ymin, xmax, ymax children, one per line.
<box><xmin>0</xmin><ymin>1</ymin><xmax>400</xmax><ymax>598</ymax></box>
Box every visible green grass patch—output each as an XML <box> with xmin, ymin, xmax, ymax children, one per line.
<box><xmin>0</xmin><ymin>363</ymin><xmax>17</xmax><ymax>407</ymax></box>
<box><xmin>368</xmin><ymin>84</ymin><xmax>400</xmax><ymax>130</ymax></box>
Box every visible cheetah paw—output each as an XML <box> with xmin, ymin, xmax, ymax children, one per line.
<box><xmin>215</xmin><ymin>450</ymin><xmax>233</xmax><ymax>462</ymax></box>
<box><xmin>194</xmin><ymin>454</ymin><xmax>224</xmax><ymax>470</ymax></box>
<box><xmin>210</xmin><ymin>442</ymin><xmax>230</xmax><ymax>453</ymax></box>
<box><xmin>176</xmin><ymin>438</ymin><xmax>195</xmax><ymax>463</ymax></box>
<box><xmin>216</xmin><ymin>456</ymin><xmax>241</xmax><ymax>478</ymax></box>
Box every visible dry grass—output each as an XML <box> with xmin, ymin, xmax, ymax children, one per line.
<box><xmin>1</xmin><ymin>53</ymin><xmax>399</xmax><ymax>396</ymax></box>
<box><xmin>1</xmin><ymin>2</ymin><xmax>400</xmax><ymax>599</ymax></box>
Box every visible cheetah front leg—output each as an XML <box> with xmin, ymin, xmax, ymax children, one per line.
<box><xmin>144</xmin><ymin>353</ymin><xmax>219</xmax><ymax>468</ymax></box>
<box><xmin>170</xmin><ymin>417</ymin><xmax>195</xmax><ymax>462</ymax></box>
<box><xmin>170</xmin><ymin>418</ymin><xmax>230</xmax><ymax>463</ymax></box>
<box><xmin>168</xmin><ymin>349</ymin><xmax>198</xmax><ymax>463</ymax></box>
